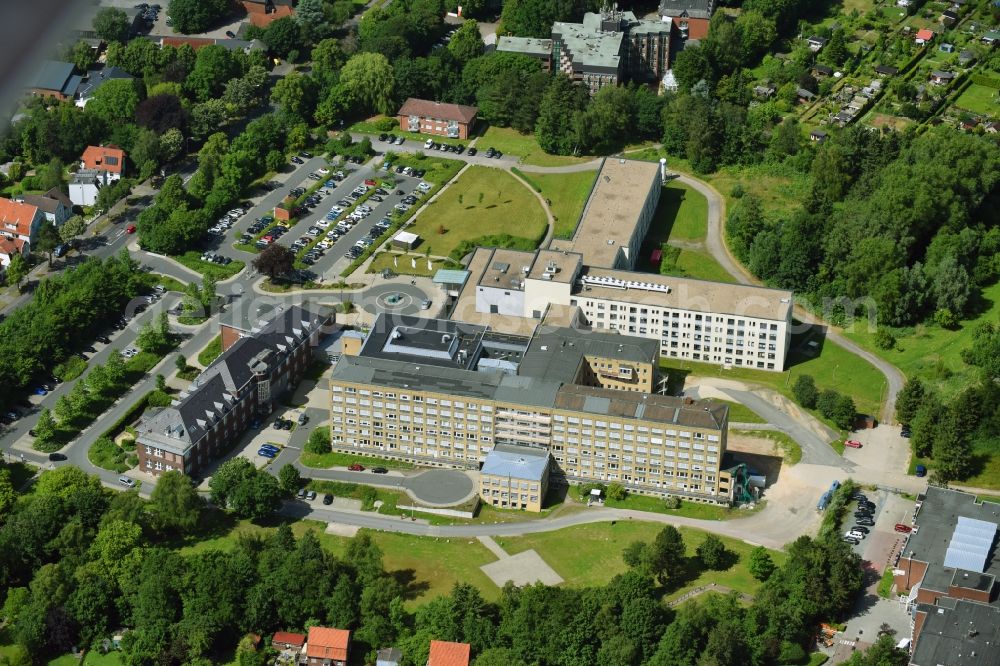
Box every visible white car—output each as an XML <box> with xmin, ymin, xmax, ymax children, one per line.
<box><xmin>418</xmin><ymin>182</ymin><xmax>432</xmax><ymax>192</ymax></box>
<box><xmin>318</xmin><ymin>240</ymin><xmax>333</xmax><ymax>250</ymax></box>
<box><xmin>316</xmin><ymin>219</ymin><xmax>331</xmax><ymax>229</ymax></box>
<box><xmin>317</xmin><ymin>167</ymin><xmax>331</xmax><ymax>175</ymax></box>
<box><xmin>357</xmin><ymin>205</ymin><xmax>372</xmax><ymax>213</ymax></box>
<box><xmin>306</xmin><ymin>227</ymin><xmax>321</xmax><ymax>236</ymax></box>
<box><xmin>424</xmin><ymin>138</ymin><xmax>434</xmax><ymax>148</ymax></box>
<box><xmin>330</xmin><ymin>206</ymin><xmax>344</xmax><ymax>214</ymax></box>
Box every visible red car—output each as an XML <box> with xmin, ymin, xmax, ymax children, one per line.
<box><xmin>894</xmin><ymin>523</ymin><xmax>913</xmax><ymax>533</ymax></box>
<box><xmin>845</xmin><ymin>440</ymin><xmax>863</xmax><ymax>449</ymax></box>
<box><xmin>364</xmin><ymin>179</ymin><xmax>377</xmax><ymax>186</ymax></box>
<box><xmin>126</xmin><ymin>224</ymin><xmax>136</xmax><ymax>234</ymax></box>
<box><xmin>348</xmin><ymin>463</ymin><xmax>365</xmax><ymax>471</ymax></box>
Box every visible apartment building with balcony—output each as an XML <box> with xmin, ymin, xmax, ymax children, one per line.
<box><xmin>329</xmin><ymin>314</ymin><xmax>729</xmax><ymax>505</ymax></box>
<box><xmin>136</xmin><ymin>306</ymin><xmax>325</xmax><ymax>477</ymax></box>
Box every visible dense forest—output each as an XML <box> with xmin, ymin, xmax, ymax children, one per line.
<box><xmin>0</xmin><ymin>466</ymin><xmax>897</xmax><ymax>666</ymax></box>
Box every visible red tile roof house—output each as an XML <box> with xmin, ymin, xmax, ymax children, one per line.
<box><xmin>426</xmin><ymin>640</ymin><xmax>471</xmax><ymax>666</ymax></box>
<box><xmin>0</xmin><ymin>198</ymin><xmax>45</xmax><ymax>258</ymax></box>
<box><xmin>20</xmin><ymin>188</ymin><xmax>73</xmax><ymax>226</ymax></box>
<box><xmin>271</xmin><ymin>631</ymin><xmax>305</xmax><ymax>658</ymax></box>
<box><xmin>397</xmin><ymin>98</ymin><xmax>478</xmax><ymax>139</ymax></box>
<box><xmin>80</xmin><ymin>145</ymin><xmax>125</xmax><ymax>182</ymax></box>
<box><xmin>304</xmin><ymin>626</ymin><xmax>350</xmax><ymax>666</ymax></box>
<box><xmin>242</xmin><ymin>0</ymin><xmax>295</xmax><ymax>28</ymax></box>
<box><xmin>915</xmin><ymin>28</ymin><xmax>935</xmax><ymax>44</ymax></box>
<box><xmin>0</xmin><ymin>237</ymin><xmax>27</xmax><ymax>268</ymax></box>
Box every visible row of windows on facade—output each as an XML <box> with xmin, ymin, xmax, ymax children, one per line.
<box><xmin>483</xmin><ymin>489</ymin><xmax>540</xmax><ymax>502</ymax></box>
<box><xmin>333</xmin><ymin>415</ymin><xmax>721</xmax><ymax>449</ymax></box>
<box><xmin>573</xmin><ymin>303</ymin><xmax>782</xmax><ymax>328</ymax></box>
<box><xmin>483</xmin><ymin>478</ymin><xmax>541</xmax><ymax>490</ymax></box>
<box><xmin>144</xmin><ymin>459</ymin><xmax>175</xmax><ymax>472</ymax></box>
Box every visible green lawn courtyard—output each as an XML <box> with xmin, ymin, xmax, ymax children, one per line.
<box><xmin>954</xmin><ymin>83</ymin><xmax>1000</xmax><ymax>116</ymax></box>
<box><xmin>657</xmin><ymin>181</ymin><xmax>709</xmax><ymax>242</ymax></box>
<box><xmin>407</xmin><ymin>166</ymin><xmax>547</xmax><ymax>259</ymax></box>
<box><xmin>514</xmin><ymin>168</ymin><xmax>598</xmax><ymax>239</ymax></box>
<box><xmin>478</xmin><ymin>126</ymin><xmax>594</xmax><ymax>167</ymax></box>
<box><xmin>365</xmin><ymin>251</ymin><xmax>459</xmax><ymax>277</ymax></box>
<box><xmin>495</xmin><ymin>522</ymin><xmax>785</xmax><ymax>599</ymax></box>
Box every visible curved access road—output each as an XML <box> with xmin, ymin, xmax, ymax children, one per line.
<box><xmin>674</xmin><ymin>173</ymin><xmax>905</xmax><ymax>424</ymax></box>
<box><xmin>280</xmin><ymin>495</ymin><xmax>814</xmax><ymax>551</ymax></box>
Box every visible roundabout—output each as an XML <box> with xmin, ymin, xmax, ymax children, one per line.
<box><xmin>402</xmin><ymin>469</ymin><xmax>476</xmax><ymax>506</ymax></box>
<box><xmin>359</xmin><ymin>282</ymin><xmax>429</xmax><ymax>316</ymax></box>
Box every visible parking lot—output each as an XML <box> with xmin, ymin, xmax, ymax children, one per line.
<box><xmin>201</xmin><ymin>151</ymin><xmax>433</xmax><ymax>280</ymax></box>
<box><xmin>841</xmin><ymin>488</ymin><xmax>914</xmax><ymax>574</ymax></box>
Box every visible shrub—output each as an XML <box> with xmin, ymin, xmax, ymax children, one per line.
<box><xmin>306</xmin><ymin>426</ymin><xmax>332</xmax><ymax>455</ymax></box>
<box><xmin>664</xmin><ymin>496</ymin><xmax>682</xmax><ymax>509</ymax></box>
<box><xmin>816</xmin><ymin>389</ymin><xmax>841</xmax><ymax>418</ymax></box>
<box><xmin>376</xmin><ymin>117</ymin><xmax>398</xmax><ymax>131</ymax></box>
<box><xmin>606</xmin><ymin>482</ymin><xmax>627</xmax><ymax>501</ymax></box>
<box><xmin>792</xmin><ymin>375</ymin><xmax>818</xmax><ymax>409</ymax></box>
<box><xmin>730</xmin><ymin>183</ymin><xmax>745</xmax><ymax>199</ymax></box>
<box><xmin>873</xmin><ymin>327</ymin><xmax>896</xmax><ymax>350</ymax></box>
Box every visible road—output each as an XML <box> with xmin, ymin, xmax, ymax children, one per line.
<box><xmin>675</xmin><ymin>172</ymin><xmax>905</xmax><ymax>424</ymax></box>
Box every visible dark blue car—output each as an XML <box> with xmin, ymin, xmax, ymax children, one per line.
<box><xmin>257</xmin><ymin>448</ymin><xmax>277</xmax><ymax>459</ymax></box>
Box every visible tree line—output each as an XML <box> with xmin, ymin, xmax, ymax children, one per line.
<box><xmin>890</xmin><ymin>316</ymin><xmax>999</xmax><ymax>483</ymax></box>
<box><xmin>0</xmin><ymin>253</ymin><xmax>142</xmax><ymax>411</ymax></box>
<box><xmin>0</xmin><ymin>463</ymin><xmax>904</xmax><ymax>666</ymax></box>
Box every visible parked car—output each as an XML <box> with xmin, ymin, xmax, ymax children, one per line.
<box><xmin>372</xmin><ymin>467</ymin><xmax>389</xmax><ymax>474</ymax></box>
<box><xmin>118</xmin><ymin>476</ymin><xmax>136</xmax><ymax>488</ymax></box>
<box><xmin>348</xmin><ymin>463</ymin><xmax>365</xmax><ymax>471</ymax></box>
<box><xmin>851</xmin><ymin>525</ymin><xmax>870</xmax><ymax>534</ymax></box>
<box><xmin>126</xmin><ymin>224</ymin><xmax>136</xmax><ymax>233</ymax></box>
<box><xmin>306</xmin><ymin>490</ymin><xmax>317</xmax><ymax>500</ymax></box>
<box><xmin>48</xmin><ymin>452</ymin><xmax>67</xmax><ymax>462</ymax></box>
<box><xmin>32</xmin><ymin>387</ymin><xmax>47</xmax><ymax>396</ymax></box>
<box><xmin>842</xmin><ymin>536</ymin><xmax>859</xmax><ymax>545</ymax></box>
<box><xmin>894</xmin><ymin>523</ymin><xmax>913</xmax><ymax>533</ymax></box>
<box><xmin>915</xmin><ymin>464</ymin><xmax>927</xmax><ymax>477</ymax></box>
<box><xmin>297</xmin><ymin>487</ymin><xmax>307</xmax><ymax>499</ymax></box>
<box><xmin>257</xmin><ymin>448</ymin><xmax>277</xmax><ymax>459</ymax></box>
<box><xmin>322</xmin><ymin>494</ymin><xmax>334</xmax><ymax>505</ymax></box>
<box><xmin>844</xmin><ymin>440</ymin><xmax>862</xmax><ymax>448</ymax></box>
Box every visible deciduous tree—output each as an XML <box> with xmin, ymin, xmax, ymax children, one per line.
<box><xmin>253</xmin><ymin>244</ymin><xmax>295</xmax><ymax>279</ymax></box>
<box><xmin>94</xmin><ymin>7</ymin><xmax>130</xmax><ymax>44</ymax></box>
<box><xmin>150</xmin><ymin>470</ymin><xmax>202</xmax><ymax>532</ymax></box>
<box><xmin>339</xmin><ymin>52</ymin><xmax>395</xmax><ymax>116</ymax></box>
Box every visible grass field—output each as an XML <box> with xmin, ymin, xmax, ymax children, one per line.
<box><xmin>658</xmin><ymin>181</ymin><xmax>709</xmax><ymax>241</ymax></box>
<box><xmin>954</xmin><ymin>84</ymin><xmax>1000</xmax><ymax>116</ymax></box>
<box><xmin>408</xmin><ymin>166</ymin><xmax>547</xmax><ymax>258</ymax></box>
<box><xmin>717</xmin><ymin>400</ymin><xmax>767</xmax><ymax>424</ymax></box>
<box><xmin>496</xmin><ymin>522</ymin><xmax>785</xmax><ymax>597</ymax></box>
<box><xmin>513</xmin><ymin>169</ymin><xmax>597</xmax><ymax>239</ymax></box>
<box><xmin>366</xmin><ymin>251</ymin><xmax>459</xmax><ymax>277</ymax></box>
<box><xmin>478</xmin><ymin>126</ymin><xmax>593</xmax><ymax>167</ymax></box>
<box><xmin>842</xmin><ymin>281</ymin><xmax>1000</xmax><ymax>398</ymax></box>
<box><xmin>660</xmin><ymin>248</ymin><xmax>739</xmax><ymax>284</ymax></box>
<box><xmin>197</xmin><ymin>334</ymin><xmax>223</xmax><ymax>368</ymax></box>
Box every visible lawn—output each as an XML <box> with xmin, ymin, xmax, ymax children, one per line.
<box><xmin>660</xmin><ymin>332</ymin><xmax>886</xmax><ymax>423</ymax></box>
<box><xmin>197</xmin><ymin>334</ymin><xmax>223</xmax><ymax>368</ymax></box>
<box><xmin>658</xmin><ymin>181</ymin><xmax>709</xmax><ymax>242</ymax></box>
<box><xmin>407</xmin><ymin>166</ymin><xmax>547</xmax><ymax>260</ymax></box>
<box><xmin>478</xmin><ymin>126</ymin><xmax>593</xmax><ymax>167</ymax></box>
<box><xmin>301</xmin><ymin>449</ymin><xmax>415</xmax><ymax>470</ymax></box>
<box><xmin>717</xmin><ymin>400</ymin><xmax>767</xmax><ymax>424</ymax></box>
<box><xmin>842</xmin><ymin>281</ymin><xmax>1000</xmax><ymax>398</ymax></box>
<box><xmin>173</xmin><ymin>252</ymin><xmax>245</xmax><ymax>281</ymax></box>
<box><xmin>366</xmin><ymin>251</ymin><xmax>460</xmax><ymax>277</ymax></box>
<box><xmin>954</xmin><ymin>84</ymin><xmax>1000</xmax><ymax>116</ymax></box>
<box><xmin>496</xmin><ymin>522</ymin><xmax>785</xmax><ymax>598</ymax></box>
<box><xmin>137</xmin><ymin>272</ymin><xmax>187</xmax><ymax>293</ymax></box>
<box><xmin>512</xmin><ymin>168</ymin><xmax>597</xmax><ymax>239</ymax></box>
<box><xmin>658</xmin><ymin>247</ymin><xmax>739</xmax><ymax>284</ymax></box>
<box><xmin>54</xmin><ymin>355</ymin><xmax>88</xmax><ymax>382</ymax></box>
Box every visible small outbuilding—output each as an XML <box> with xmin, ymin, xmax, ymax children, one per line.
<box><xmin>391</xmin><ymin>230</ymin><xmax>419</xmax><ymax>250</ymax></box>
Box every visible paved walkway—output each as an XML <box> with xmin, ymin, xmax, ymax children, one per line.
<box><xmin>668</xmin><ymin>583</ymin><xmax>753</xmax><ymax>608</ymax></box>
<box><xmin>506</xmin><ymin>167</ymin><xmax>556</xmax><ymax>247</ymax></box>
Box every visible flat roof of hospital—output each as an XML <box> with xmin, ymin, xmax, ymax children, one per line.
<box><xmin>549</xmin><ymin>159</ymin><xmax>659</xmax><ymax>267</ymax></box>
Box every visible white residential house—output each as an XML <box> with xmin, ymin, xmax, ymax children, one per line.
<box><xmin>69</xmin><ymin>169</ymin><xmax>113</xmax><ymax>207</ymax></box>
